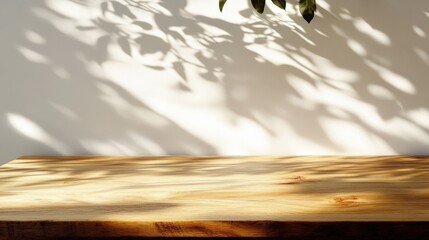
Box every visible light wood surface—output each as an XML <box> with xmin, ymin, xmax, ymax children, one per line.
<box><xmin>0</xmin><ymin>156</ymin><xmax>428</xmax><ymax>238</ymax></box>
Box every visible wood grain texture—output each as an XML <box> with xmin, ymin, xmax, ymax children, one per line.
<box><xmin>0</xmin><ymin>156</ymin><xmax>428</xmax><ymax>239</ymax></box>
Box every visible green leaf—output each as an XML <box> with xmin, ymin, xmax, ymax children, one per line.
<box><xmin>219</xmin><ymin>0</ymin><xmax>228</xmax><ymax>12</ymax></box>
<box><xmin>251</xmin><ymin>0</ymin><xmax>265</xmax><ymax>14</ymax></box>
<box><xmin>272</xmin><ymin>0</ymin><xmax>286</xmax><ymax>10</ymax></box>
<box><xmin>299</xmin><ymin>0</ymin><xmax>317</xmax><ymax>23</ymax></box>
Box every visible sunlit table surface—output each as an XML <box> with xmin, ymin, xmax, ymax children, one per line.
<box><xmin>0</xmin><ymin>156</ymin><xmax>428</xmax><ymax>239</ymax></box>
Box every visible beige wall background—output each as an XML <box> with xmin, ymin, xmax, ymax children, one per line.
<box><xmin>1</xmin><ymin>0</ymin><xmax>428</xmax><ymax>164</ymax></box>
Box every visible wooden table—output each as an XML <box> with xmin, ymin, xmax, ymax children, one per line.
<box><xmin>0</xmin><ymin>156</ymin><xmax>428</xmax><ymax>239</ymax></box>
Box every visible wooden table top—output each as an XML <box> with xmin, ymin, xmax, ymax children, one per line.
<box><xmin>0</xmin><ymin>156</ymin><xmax>428</xmax><ymax>238</ymax></box>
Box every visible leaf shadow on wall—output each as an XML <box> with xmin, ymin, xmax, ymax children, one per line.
<box><xmin>1</xmin><ymin>0</ymin><xmax>429</xmax><ymax>163</ymax></box>
<box><xmin>81</xmin><ymin>0</ymin><xmax>429</xmax><ymax>154</ymax></box>
<box><xmin>0</xmin><ymin>0</ymin><xmax>217</xmax><ymax>163</ymax></box>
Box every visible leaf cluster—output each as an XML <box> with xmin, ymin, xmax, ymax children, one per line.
<box><xmin>220</xmin><ymin>0</ymin><xmax>317</xmax><ymax>23</ymax></box>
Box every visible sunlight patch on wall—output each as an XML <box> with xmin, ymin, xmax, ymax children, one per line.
<box><xmin>225</xmin><ymin>117</ymin><xmax>271</xmax><ymax>154</ymax></box>
<box><xmin>367</xmin><ymin>84</ymin><xmax>395</xmax><ymax>100</ymax></box>
<box><xmin>414</xmin><ymin>48</ymin><xmax>429</xmax><ymax>66</ymax></box>
<box><xmin>346</xmin><ymin>39</ymin><xmax>367</xmax><ymax>56</ymax></box>
<box><xmin>325</xmin><ymin>106</ymin><xmax>351</xmax><ymax>119</ymax></box>
<box><xmin>412</xmin><ymin>25</ymin><xmax>426</xmax><ymax>38</ymax></box>
<box><xmin>288</xmin><ymin>76</ymin><xmax>318</xmax><ymax>100</ymax></box>
<box><xmin>353</xmin><ymin>18</ymin><xmax>391</xmax><ymax>46</ymax></box>
<box><xmin>46</xmin><ymin>0</ymin><xmax>97</xmax><ymax>19</ymax></box>
<box><xmin>320</xmin><ymin>117</ymin><xmax>395</xmax><ymax>154</ymax></box>
<box><xmin>252</xmin><ymin>112</ymin><xmax>335</xmax><ymax>155</ymax></box>
<box><xmin>52</xmin><ymin>67</ymin><xmax>71</xmax><ymax>79</ymax></box>
<box><xmin>306</xmin><ymin>84</ymin><xmax>400</xmax><ymax>137</ymax></box>
<box><xmin>16</xmin><ymin>46</ymin><xmax>49</xmax><ymax>64</ymax></box>
<box><xmin>287</xmin><ymin>95</ymin><xmax>316</xmax><ymax>111</ymax></box>
<box><xmin>96</xmin><ymin>82</ymin><xmax>171</xmax><ymax>129</ymax></box>
<box><xmin>199</xmin><ymin>23</ymin><xmax>232</xmax><ymax>38</ymax></box>
<box><xmin>168</xmin><ymin>110</ymin><xmax>269</xmax><ymax>155</ymax></box>
<box><xmin>187</xmin><ymin>0</ymin><xmax>250</xmax><ymax>23</ymax></box>
<box><xmin>35</xmin><ymin>1</ymin><xmax>107</xmax><ymax>46</ymax></box>
<box><xmin>317</xmin><ymin>0</ymin><xmax>331</xmax><ymax>14</ymax></box>
<box><xmin>102</xmin><ymin>60</ymin><xmax>224</xmax><ymax>105</ymax></box>
<box><xmin>153</xmin><ymin>105</ymin><xmax>270</xmax><ymax>155</ymax></box>
<box><xmin>94</xmin><ymin>59</ymin><xmax>256</xmax><ymax>154</ymax></box>
<box><xmin>365</xmin><ymin>60</ymin><xmax>416</xmax><ymax>95</ymax></box>
<box><xmin>386</xmin><ymin>117</ymin><xmax>429</xmax><ymax>143</ymax></box>
<box><xmin>407</xmin><ymin>108</ymin><xmax>429</xmax><ymax>130</ymax></box>
<box><xmin>7</xmin><ymin>113</ymin><xmax>70</xmax><ymax>154</ymax></box>
<box><xmin>24</xmin><ymin>30</ymin><xmax>46</xmax><ymax>45</ymax></box>
<box><xmin>302</xmin><ymin>49</ymin><xmax>359</xmax><ymax>82</ymax></box>
<box><xmin>246</xmin><ymin>44</ymin><xmax>294</xmax><ymax>66</ymax></box>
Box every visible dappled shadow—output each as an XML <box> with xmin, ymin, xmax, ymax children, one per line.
<box><xmin>1</xmin><ymin>0</ymin><xmax>429</xmax><ymax>163</ymax></box>
<box><xmin>1</xmin><ymin>3</ymin><xmax>429</xmax><ymax>238</ymax></box>
<box><xmin>0</xmin><ymin>0</ymin><xmax>219</xmax><ymax>164</ymax></box>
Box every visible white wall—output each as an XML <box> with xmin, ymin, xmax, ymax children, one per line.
<box><xmin>1</xmin><ymin>0</ymin><xmax>429</xmax><ymax>164</ymax></box>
